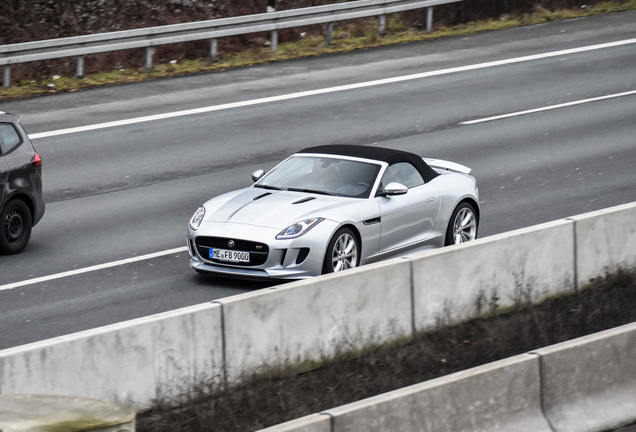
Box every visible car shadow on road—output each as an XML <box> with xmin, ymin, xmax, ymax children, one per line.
<box><xmin>191</xmin><ymin>271</ymin><xmax>285</xmax><ymax>292</ymax></box>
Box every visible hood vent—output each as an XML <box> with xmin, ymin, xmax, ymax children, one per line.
<box><xmin>253</xmin><ymin>192</ymin><xmax>272</xmax><ymax>201</ymax></box>
<box><xmin>292</xmin><ymin>196</ymin><xmax>316</xmax><ymax>205</ymax></box>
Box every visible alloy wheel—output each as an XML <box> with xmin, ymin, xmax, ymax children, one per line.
<box><xmin>331</xmin><ymin>233</ymin><xmax>358</xmax><ymax>272</ymax></box>
<box><xmin>452</xmin><ymin>207</ymin><xmax>477</xmax><ymax>244</ymax></box>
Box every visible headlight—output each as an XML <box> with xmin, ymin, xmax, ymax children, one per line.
<box><xmin>276</xmin><ymin>218</ymin><xmax>324</xmax><ymax>239</ymax></box>
<box><xmin>189</xmin><ymin>206</ymin><xmax>205</xmax><ymax>231</ymax></box>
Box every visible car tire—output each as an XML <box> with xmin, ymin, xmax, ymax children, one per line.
<box><xmin>0</xmin><ymin>199</ymin><xmax>33</xmax><ymax>255</ymax></box>
<box><xmin>444</xmin><ymin>202</ymin><xmax>478</xmax><ymax>246</ymax></box>
<box><xmin>322</xmin><ymin>227</ymin><xmax>359</xmax><ymax>274</ymax></box>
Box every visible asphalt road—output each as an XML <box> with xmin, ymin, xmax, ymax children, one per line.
<box><xmin>1</xmin><ymin>11</ymin><xmax>635</xmax><ymax>349</ymax></box>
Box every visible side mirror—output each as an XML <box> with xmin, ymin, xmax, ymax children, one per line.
<box><xmin>383</xmin><ymin>182</ymin><xmax>408</xmax><ymax>196</ymax></box>
<box><xmin>251</xmin><ymin>169</ymin><xmax>265</xmax><ymax>182</ymax></box>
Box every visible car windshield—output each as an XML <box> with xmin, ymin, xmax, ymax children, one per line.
<box><xmin>256</xmin><ymin>155</ymin><xmax>381</xmax><ymax>198</ymax></box>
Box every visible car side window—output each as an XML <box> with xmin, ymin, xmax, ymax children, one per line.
<box><xmin>381</xmin><ymin>162</ymin><xmax>424</xmax><ymax>189</ymax></box>
<box><xmin>0</xmin><ymin>123</ymin><xmax>22</xmax><ymax>155</ymax></box>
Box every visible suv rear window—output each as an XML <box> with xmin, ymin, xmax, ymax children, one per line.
<box><xmin>0</xmin><ymin>123</ymin><xmax>22</xmax><ymax>155</ymax></box>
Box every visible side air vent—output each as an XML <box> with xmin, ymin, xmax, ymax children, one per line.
<box><xmin>253</xmin><ymin>192</ymin><xmax>272</xmax><ymax>201</ymax></box>
<box><xmin>292</xmin><ymin>196</ymin><xmax>316</xmax><ymax>204</ymax></box>
<box><xmin>363</xmin><ymin>217</ymin><xmax>381</xmax><ymax>225</ymax></box>
<box><xmin>295</xmin><ymin>248</ymin><xmax>310</xmax><ymax>264</ymax></box>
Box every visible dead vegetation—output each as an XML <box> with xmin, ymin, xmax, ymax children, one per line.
<box><xmin>138</xmin><ymin>268</ymin><xmax>636</xmax><ymax>431</ymax></box>
<box><xmin>2</xmin><ymin>0</ymin><xmax>629</xmax><ymax>84</ymax></box>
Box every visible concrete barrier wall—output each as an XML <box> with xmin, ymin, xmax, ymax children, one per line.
<box><xmin>0</xmin><ymin>303</ymin><xmax>223</xmax><ymax>409</ymax></box>
<box><xmin>324</xmin><ymin>353</ymin><xmax>550</xmax><ymax>432</ymax></box>
<box><xmin>534</xmin><ymin>322</ymin><xmax>636</xmax><ymax>432</ymax></box>
<box><xmin>257</xmin><ymin>414</ymin><xmax>331</xmax><ymax>432</ymax></box>
<box><xmin>257</xmin><ymin>322</ymin><xmax>636</xmax><ymax>432</ymax></box>
<box><xmin>2</xmin><ymin>201</ymin><xmax>636</xmax><ymax>412</ymax></box>
<box><xmin>411</xmin><ymin>219</ymin><xmax>575</xmax><ymax>330</ymax></box>
<box><xmin>0</xmin><ymin>394</ymin><xmax>136</xmax><ymax>432</ymax></box>
<box><xmin>217</xmin><ymin>258</ymin><xmax>412</xmax><ymax>381</ymax></box>
<box><xmin>569</xmin><ymin>201</ymin><xmax>636</xmax><ymax>287</ymax></box>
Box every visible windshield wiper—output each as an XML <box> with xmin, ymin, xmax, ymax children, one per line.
<box><xmin>287</xmin><ymin>187</ymin><xmax>336</xmax><ymax>196</ymax></box>
<box><xmin>254</xmin><ymin>184</ymin><xmax>283</xmax><ymax>190</ymax></box>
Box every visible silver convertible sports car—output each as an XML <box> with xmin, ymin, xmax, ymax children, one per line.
<box><xmin>187</xmin><ymin>145</ymin><xmax>479</xmax><ymax>279</ymax></box>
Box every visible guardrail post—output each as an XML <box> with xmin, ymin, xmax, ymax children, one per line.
<box><xmin>2</xmin><ymin>65</ymin><xmax>9</xmax><ymax>88</ymax></box>
<box><xmin>378</xmin><ymin>14</ymin><xmax>386</xmax><ymax>35</ymax></box>
<box><xmin>210</xmin><ymin>38</ymin><xmax>218</xmax><ymax>62</ymax></box>
<box><xmin>426</xmin><ymin>7</ymin><xmax>434</xmax><ymax>32</ymax></box>
<box><xmin>144</xmin><ymin>47</ymin><xmax>154</xmax><ymax>72</ymax></box>
<box><xmin>76</xmin><ymin>55</ymin><xmax>85</xmax><ymax>79</ymax></box>
<box><xmin>326</xmin><ymin>22</ymin><xmax>334</xmax><ymax>45</ymax></box>
<box><xmin>270</xmin><ymin>30</ymin><xmax>278</xmax><ymax>51</ymax></box>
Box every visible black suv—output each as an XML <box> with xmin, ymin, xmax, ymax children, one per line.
<box><xmin>0</xmin><ymin>112</ymin><xmax>44</xmax><ymax>254</ymax></box>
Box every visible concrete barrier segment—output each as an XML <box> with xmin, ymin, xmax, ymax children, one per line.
<box><xmin>533</xmin><ymin>321</ymin><xmax>636</xmax><ymax>432</ymax></box>
<box><xmin>324</xmin><ymin>353</ymin><xmax>551</xmax><ymax>432</ymax></box>
<box><xmin>411</xmin><ymin>219</ymin><xmax>575</xmax><ymax>330</ymax></box>
<box><xmin>0</xmin><ymin>394</ymin><xmax>136</xmax><ymax>431</ymax></box>
<box><xmin>218</xmin><ymin>258</ymin><xmax>413</xmax><ymax>382</ymax></box>
<box><xmin>568</xmin><ymin>201</ymin><xmax>636</xmax><ymax>287</ymax></box>
<box><xmin>0</xmin><ymin>303</ymin><xmax>223</xmax><ymax>409</ymax></box>
<box><xmin>255</xmin><ymin>413</ymin><xmax>331</xmax><ymax>432</ymax></box>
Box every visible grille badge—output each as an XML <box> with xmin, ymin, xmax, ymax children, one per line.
<box><xmin>228</xmin><ymin>240</ymin><xmax>235</xmax><ymax>248</ymax></box>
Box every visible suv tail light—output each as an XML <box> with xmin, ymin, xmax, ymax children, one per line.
<box><xmin>31</xmin><ymin>153</ymin><xmax>42</xmax><ymax>168</ymax></box>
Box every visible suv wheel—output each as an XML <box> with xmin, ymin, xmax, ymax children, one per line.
<box><xmin>0</xmin><ymin>200</ymin><xmax>33</xmax><ymax>254</ymax></box>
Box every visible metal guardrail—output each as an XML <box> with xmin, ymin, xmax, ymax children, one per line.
<box><xmin>0</xmin><ymin>0</ymin><xmax>463</xmax><ymax>88</ymax></box>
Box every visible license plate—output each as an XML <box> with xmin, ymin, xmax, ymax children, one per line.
<box><xmin>210</xmin><ymin>248</ymin><xmax>250</xmax><ymax>263</ymax></box>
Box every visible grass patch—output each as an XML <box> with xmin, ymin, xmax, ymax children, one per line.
<box><xmin>2</xmin><ymin>0</ymin><xmax>636</xmax><ymax>101</ymax></box>
<box><xmin>137</xmin><ymin>267</ymin><xmax>636</xmax><ymax>432</ymax></box>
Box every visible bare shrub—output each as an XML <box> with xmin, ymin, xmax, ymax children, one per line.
<box><xmin>2</xmin><ymin>0</ymin><xmax>611</xmax><ymax>82</ymax></box>
<box><xmin>0</xmin><ymin>0</ymin><xmax>338</xmax><ymax>81</ymax></box>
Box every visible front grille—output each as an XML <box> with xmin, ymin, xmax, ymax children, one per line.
<box><xmin>195</xmin><ymin>236</ymin><xmax>269</xmax><ymax>266</ymax></box>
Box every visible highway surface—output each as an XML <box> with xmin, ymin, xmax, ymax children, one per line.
<box><xmin>0</xmin><ymin>11</ymin><xmax>635</xmax><ymax>349</ymax></box>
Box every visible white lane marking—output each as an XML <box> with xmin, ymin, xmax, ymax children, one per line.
<box><xmin>0</xmin><ymin>246</ymin><xmax>187</xmax><ymax>292</ymax></box>
<box><xmin>460</xmin><ymin>90</ymin><xmax>636</xmax><ymax>125</ymax></box>
<box><xmin>29</xmin><ymin>37</ymin><xmax>636</xmax><ymax>140</ymax></box>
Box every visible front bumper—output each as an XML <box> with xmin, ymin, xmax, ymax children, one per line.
<box><xmin>187</xmin><ymin>220</ymin><xmax>339</xmax><ymax>280</ymax></box>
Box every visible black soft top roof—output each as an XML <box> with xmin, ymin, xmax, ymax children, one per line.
<box><xmin>299</xmin><ymin>145</ymin><xmax>439</xmax><ymax>183</ymax></box>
